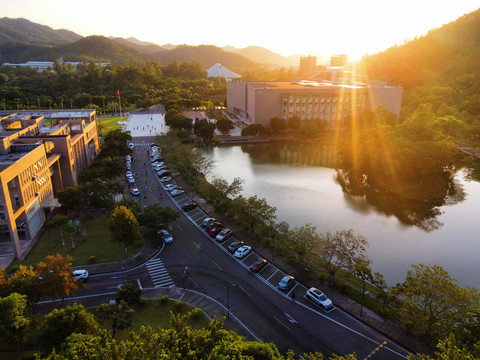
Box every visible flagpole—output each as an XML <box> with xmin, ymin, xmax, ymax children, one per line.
<box><xmin>117</xmin><ymin>90</ymin><xmax>123</xmax><ymax>123</ymax></box>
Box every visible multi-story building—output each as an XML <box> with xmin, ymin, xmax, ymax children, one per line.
<box><xmin>0</xmin><ymin>110</ymin><xmax>100</xmax><ymax>261</ymax></box>
<box><xmin>227</xmin><ymin>80</ymin><xmax>403</xmax><ymax>129</ymax></box>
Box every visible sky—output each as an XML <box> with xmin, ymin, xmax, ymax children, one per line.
<box><xmin>2</xmin><ymin>0</ymin><xmax>480</xmax><ymax>61</ymax></box>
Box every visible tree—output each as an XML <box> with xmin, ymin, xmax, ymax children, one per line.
<box><xmin>232</xmin><ymin>195</ymin><xmax>277</xmax><ymax>233</ymax></box>
<box><xmin>288</xmin><ymin>223</ymin><xmax>320</xmax><ymax>264</ymax></box>
<box><xmin>7</xmin><ymin>265</ymin><xmax>42</xmax><ymax>313</ymax></box>
<box><xmin>0</xmin><ymin>293</ymin><xmax>31</xmax><ymax>352</ymax></box>
<box><xmin>117</xmin><ymin>196</ymin><xmax>141</xmax><ymax>218</ymax></box>
<box><xmin>115</xmin><ymin>283</ymin><xmax>142</xmax><ymax>307</ymax></box>
<box><xmin>101</xmin><ymin>129</ymin><xmax>132</xmax><ymax>157</ymax></box>
<box><xmin>137</xmin><ymin>204</ymin><xmax>178</xmax><ymax>232</ymax></box>
<box><xmin>65</xmin><ymin>219</ymin><xmax>80</xmax><ymax>249</ymax></box>
<box><xmin>197</xmin><ymin>122</ymin><xmax>216</xmax><ymax>143</ymax></box>
<box><xmin>316</xmin><ymin>229</ymin><xmax>369</xmax><ymax>285</ymax></box>
<box><xmin>101</xmin><ymin>156</ymin><xmax>124</xmax><ymax>179</ymax></box>
<box><xmin>211</xmin><ymin>177</ymin><xmax>244</xmax><ymax>198</ymax></box>
<box><xmin>108</xmin><ymin>206</ymin><xmax>142</xmax><ymax>256</ymax></box>
<box><xmin>216</xmin><ymin>118</ymin><xmax>235</xmax><ymax>135</ymax></box>
<box><xmin>37</xmin><ymin>303</ymin><xmax>98</xmax><ymax>351</ymax></box>
<box><xmin>52</xmin><ymin>215</ymin><xmax>69</xmax><ymax>247</ymax></box>
<box><xmin>36</xmin><ymin>254</ymin><xmax>82</xmax><ymax>307</ymax></box>
<box><xmin>57</xmin><ymin>186</ymin><xmax>86</xmax><ymax>211</ymax></box>
<box><xmin>270</xmin><ymin>117</ymin><xmax>286</xmax><ymax>132</ymax></box>
<box><xmin>393</xmin><ymin>264</ymin><xmax>480</xmax><ymax>341</ymax></box>
<box><xmin>241</xmin><ymin>124</ymin><xmax>268</xmax><ymax>136</ymax></box>
<box><xmin>96</xmin><ymin>301</ymin><xmax>133</xmax><ymax>339</ymax></box>
<box><xmin>287</xmin><ymin>116</ymin><xmax>301</xmax><ymax>130</ymax></box>
<box><xmin>408</xmin><ymin>334</ymin><xmax>480</xmax><ymax>360</ymax></box>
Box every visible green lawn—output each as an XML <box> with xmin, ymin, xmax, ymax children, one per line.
<box><xmin>9</xmin><ymin>215</ymin><xmax>143</xmax><ymax>269</ymax></box>
<box><xmin>98</xmin><ymin>299</ymin><xmax>210</xmax><ymax>340</ymax></box>
<box><xmin>97</xmin><ymin>116</ymin><xmax>125</xmax><ymax>133</ymax></box>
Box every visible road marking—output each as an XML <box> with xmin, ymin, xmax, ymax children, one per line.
<box><xmin>137</xmin><ymin>279</ymin><xmax>143</xmax><ymax>290</ymax></box>
<box><xmin>238</xmin><ymin>284</ymin><xmax>252</xmax><ymax>298</ymax></box>
<box><xmin>177</xmin><ymin>224</ymin><xmax>183</xmax><ymax>231</ymax></box>
<box><xmin>284</xmin><ymin>312</ymin><xmax>298</xmax><ymax>324</ymax></box>
<box><xmin>267</xmin><ymin>269</ymin><xmax>279</xmax><ymax>281</ymax></box>
<box><xmin>192</xmin><ymin>240</ymin><xmax>201</xmax><ymax>249</ymax></box>
<box><xmin>212</xmin><ymin>261</ymin><xmax>223</xmax><ymax>271</ymax></box>
<box><xmin>273</xmin><ymin>315</ymin><xmax>291</xmax><ymax>331</ymax></box>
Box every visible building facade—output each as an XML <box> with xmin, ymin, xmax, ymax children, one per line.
<box><xmin>227</xmin><ymin>80</ymin><xmax>403</xmax><ymax>129</ymax></box>
<box><xmin>0</xmin><ymin>110</ymin><xmax>100</xmax><ymax>260</ymax></box>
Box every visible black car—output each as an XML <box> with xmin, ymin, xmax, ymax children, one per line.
<box><xmin>181</xmin><ymin>202</ymin><xmax>197</xmax><ymax>212</ymax></box>
<box><xmin>228</xmin><ymin>241</ymin><xmax>245</xmax><ymax>253</ymax></box>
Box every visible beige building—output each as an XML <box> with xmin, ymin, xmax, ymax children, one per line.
<box><xmin>0</xmin><ymin>110</ymin><xmax>99</xmax><ymax>261</ymax></box>
<box><xmin>227</xmin><ymin>80</ymin><xmax>403</xmax><ymax>129</ymax></box>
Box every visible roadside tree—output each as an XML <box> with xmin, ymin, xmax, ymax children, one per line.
<box><xmin>393</xmin><ymin>264</ymin><xmax>480</xmax><ymax>341</ymax></box>
<box><xmin>316</xmin><ymin>229</ymin><xmax>369</xmax><ymax>285</ymax></box>
<box><xmin>108</xmin><ymin>206</ymin><xmax>142</xmax><ymax>256</ymax></box>
<box><xmin>270</xmin><ymin>117</ymin><xmax>286</xmax><ymax>132</ymax></box>
<box><xmin>115</xmin><ymin>283</ymin><xmax>142</xmax><ymax>307</ymax></box>
<box><xmin>138</xmin><ymin>204</ymin><xmax>178</xmax><ymax>232</ymax></box>
<box><xmin>36</xmin><ymin>254</ymin><xmax>82</xmax><ymax>306</ymax></box>
<box><xmin>216</xmin><ymin>118</ymin><xmax>235</xmax><ymax>135</ymax></box>
<box><xmin>0</xmin><ymin>293</ymin><xmax>31</xmax><ymax>353</ymax></box>
<box><xmin>232</xmin><ymin>195</ymin><xmax>277</xmax><ymax>233</ymax></box>
<box><xmin>96</xmin><ymin>301</ymin><xmax>133</xmax><ymax>339</ymax></box>
<box><xmin>7</xmin><ymin>265</ymin><xmax>42</xmax><ymax>312</ymax></box>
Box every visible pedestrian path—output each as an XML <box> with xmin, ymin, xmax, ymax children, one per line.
<box><xmin>145</xmin><ymin>257</ymin><xmax>175</xmax><ymax>288</ymax></box>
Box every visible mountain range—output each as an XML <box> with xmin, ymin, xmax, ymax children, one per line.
<box><xmin>0</xmin><ymin>17</ymin><xmax>306</xmax><ymax>69</ymax></box>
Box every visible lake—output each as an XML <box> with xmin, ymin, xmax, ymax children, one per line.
<box><xmin>202</xmin><ymin>143</ymin><xmax>480</xmax><ymax>288</ymax></box>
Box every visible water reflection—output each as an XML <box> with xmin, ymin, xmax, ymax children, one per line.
<box><xmin>237</xmin><ymin>142</ymin><xmax>466</xmax><ymax>231</ymax></box>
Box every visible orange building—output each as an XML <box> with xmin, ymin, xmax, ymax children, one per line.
<box><xmin>0</xmin><ymin>110</ymin><xmax>99</xmax><ymax>261</ymax></box>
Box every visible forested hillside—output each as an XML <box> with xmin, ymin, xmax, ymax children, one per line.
<box><xmin>361</xmin><ymin>8</ymin><xmax>480</xmax><ymax>126</ymax></box>
<box><xmin>0</xmin><ymin>17</ymin><xmax>81</xmax><ymax>43</ymax></box>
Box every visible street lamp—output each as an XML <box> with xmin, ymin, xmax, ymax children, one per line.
<box><xmin>181</xmin><ymin>266</ymin><xmax>189</xmax><ymax>291</ymax></box>
<box><xmin>226</xmin><ymin>282</ymin><xmax>236</xmax><ymax>319</ymax></box>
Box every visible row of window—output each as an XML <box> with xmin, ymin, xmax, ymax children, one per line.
<box><xmin>19</xmin><ymin>156</ymin><xmax>47</xmax><ymax>187</ymax></box>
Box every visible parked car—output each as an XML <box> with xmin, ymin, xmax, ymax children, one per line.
<box><xmin>207</xmin><ymin>226</ymin><xmax>223</xmax><ymax>238</ymax></box>
<box><xmin>201</xmin><ymin>217</ymin><xmax>216</xmax><ymax>227</ymax></box>
<box><xmin>249</xmin><ymin>258</ymin><xmax>268</xmax><ymax>272</ymax></box>
<box><xmin>171</xmin><ymin>189</ymin><xmax>185</xmax><ymax>197</ymax></box>
<box><xmin>181</xmin><ymin>202</ymin><xmax>197</xmax><ymax>212</ymax></box>
<box><xmin>278</xmin><ymin>275</ymin><xmax>295</xmax><ymax>291</ymax></box>
<box><xmin>73</xmin><ymin>269</ymin><xmax>89</xmax><ymax>281</ymax></box>
<box><xmin>157</xmin><ymin>229</ymin><xmax>173</xmax><ymax>244</ymax></box>
<box><xmin>129</xmin><ymin>143</ymin><xmax>134</xmax><ymax>150</ymax></box>
<box><xmin>125</xmin><ymin>171</ymin><xmax>132</xmax><ymax>178</ymax></box>
<box><xmin>125</xmin><ymin>155</ymin><xmax>131</xmax><ymax>160</ymax></box>
<box><xmin>164</xmin><ymin>184</ymin><xmax>178</xmax><ymax>192</ymax></box>
<box><xmin>228</xmin><ymin>241</ymin><xmax>245</xmax><ymax>253</ymax></box>
<box><xmin>160</xmin><ymin>176</ymin><xmax>172</xmax><ymax>183</ymax></box>
<box><xmin>157</xmin><ymin>170</ymin><xmax>171</xmax><ymax>177</ymax></box>
<box><xmin>305</xmin><ymin>287</ymin><xmax>333</xmax><ymax>310</ymax></box>
<box><xmin>127</xmin><ymin>176</ymin><xmax>135</xmax><ymax>184</ymax></box>
<box><xmin>234</xmin><ymin>245</ymin><xmax>252</xmax><ymax>259</ymax></box>
<box><xmin>206</xmin><ymin>221</ymin><xmax>222</xmax><ymax>231</ymax></box>
<box><xmin>130</xmin><ymin>187</ymin><xmax>140</xmax><ymax>196</ymax></box>
<box><xmin>215</xmin><ymin>228</ymin><xmax>232</xmax><ymax>242</ymax></box>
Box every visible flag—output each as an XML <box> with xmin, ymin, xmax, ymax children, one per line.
<box><xmin>117</xmin><ymin>90</ymin><xmax>119</xmax><ymax>96</ymax></box>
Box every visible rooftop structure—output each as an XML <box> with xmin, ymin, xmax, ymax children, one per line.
<box><xmin>206</xmin><ymin>63</ymin><xmax>241</xmax><ymax>81</ymax></box>
<box><xmin>3</xmin><ymin>59</ymin><xmax>110</xmax><ymax>72</ymax></box>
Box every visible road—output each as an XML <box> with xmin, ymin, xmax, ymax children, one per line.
<box><xmin>74</xmin><ymin>135</ymin><xmax>411</xmax><ymax>359</ymax></box>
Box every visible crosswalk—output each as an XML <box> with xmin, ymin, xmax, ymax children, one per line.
<box><xmin>145</xmin><ymin>258</ymin><xmax>175</xmax><ymax>288</ymax></box>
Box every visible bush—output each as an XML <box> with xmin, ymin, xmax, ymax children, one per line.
<box><xmin>89</xmin><ymin>255</ymin><xmax>96</xmax><ymax>264</ymax></box>
<box><xmin>159</xmin><ymin>295</ymin><xmax>169</xmax><ymax>304</ymax></box>
<box><xmin>190</xmin><ymin>308</ymin><xmax>203</xmax><ymax>319</ymax></box>
<box><xmin>173</xmin><ymin>301</ymin><xmax>184</xmax><ymax>311</ymax></box>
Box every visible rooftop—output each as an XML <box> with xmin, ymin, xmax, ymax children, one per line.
<box><xmin>0</xmin><ymin>145</ymin><xmax>41</xmax><ymax>171</ymax></box>
<box><xmin>246</xmin><ymin>81</ymin><xmax>365</xmax><ymax>90</ymax></box>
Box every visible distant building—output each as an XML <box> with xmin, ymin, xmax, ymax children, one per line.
<box><xmin>227</xmin><ymin>80</ymin><xmax>403</xmax><ymax>129</ymax></box>
<box><xmin>330</xmin><ymin>54</ymin><xmax>349</xmax><ymax>67</ymax></box>
<box><xmin>0</xmin><ymin>110</ymin><xmax>100</xmax><ymax>261</ymax></box>
<box><xmin>299</xmin><ymin>56</ymin><xmax>317</xmax><ymax>77</ymax></box>
<box><xmin>2</xmin><ymin>58</ymin><xmax>110</xmax><ymax>72</ymax></box>
<box><xmin>206</xmin><ymin>63</ymin><xmax>241</xmax><ymax>81</ymax></box>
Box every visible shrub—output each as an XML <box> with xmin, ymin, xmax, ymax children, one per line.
<box><xmin>190</xmin><ymin>308</ymin><xmax>203</xmax><ymax>319</ymax></box>
<box><xmin>159</xmin><ymin>295</ymin><xmax>169</xmax><ymax>304</ymax></box>
<box><xmin>173</xmin><ymin>301</ymin><xmax>184</xmax><ymax>311</ymax></box>
<box><xmin>116</xmin><ymin>283</ymin><xmax>142</xmax><ymax>307</ymax></box>
<box><xmin>89</xmin><ymin>255</ymin><xmax>96</xmax><ymax>264</ymax></box>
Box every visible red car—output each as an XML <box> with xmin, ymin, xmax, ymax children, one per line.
<box><xmin>249</xmin><ymin>258</ymin><xmax>268</xmax><ymax>272</ymax></box>
<box><xmin>206</xmin><ymin>222</ymin><xmax>221</xmax><ymax>231</ymax></box>
<box><xmin>207</xmin><ymin>226</ymin><xmax>223</xmax><ymax>237</ymax></box>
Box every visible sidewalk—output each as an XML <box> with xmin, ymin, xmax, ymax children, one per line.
<box><xmin>173</xmin><ymin>176</ymin><xmax>433</xmax><ymax>355</ymax></box>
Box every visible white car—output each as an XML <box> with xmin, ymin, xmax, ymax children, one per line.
<box><xmin>201</xmin><ymin>217</ymin><xmax>216</xmax><ymax>227</ymax></box>
<box><xmin>170</xmin><ymin>189</ymin><xmax>184</xmax><ymax>197</ymax></box>
<box><xmin>125</xmin><ymin>171</ymin><xmax>132</xmax><ymax>178</ymax></box>
<box><xmin>157</xmin><ymin>229</ymin><xmax>173</xmax><ymax>244</ymax></box>
<box><xmin>216</xmin><ymin>228</ymin><xmax>232</xmax><ymax>242</ymax></box>
<box><xmin>127</xmin><ymin>176</ymin><xmax>135</xmax><ymax>184</ymax></box>
<box><xmin>164</xmin><ymin>184</ymin><xmax>177</xmax><ymax>191</ymax></box>
<box><xmin>125</xmin><ymin>155</ymin><xmax>131</xmax><ymax>161</ymax></box>
<box><xmin>73</xmin><ymin>269</ymin><xmax>89</xmax><ymax>281</ymax></box>
<box><xmin>129</xmin><ymin>143</ymin><xmax>134</xmax><ymax>150</ymax></box>
<box><xmin>234</xmin><ymin>245</ymin><xmax>252</xmax><ymax>259</ymax></box>
<box><xmin>131</xmin><ymin>188</ymin><xmax>140</xmax><ymax>196</ymax></box>
<box><xmin>306</xmin><ymin>287</ymin><xmax>333</xmax><ymax>310</ymax></box>
<box><xmin>160</xmin><ymin>176</ymin><xmax>171</xmax><ymax>183</ymax></box>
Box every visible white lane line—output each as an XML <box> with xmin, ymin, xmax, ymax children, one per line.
<box><xmin>137</xmin><ymin>279</ymin><xmax>143</xmax><ymax>290</ymax></box>
<box><xmin>267</xmin><ymin>269</ymin><xmax>279</xmax><ymax>281</ymax></box>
